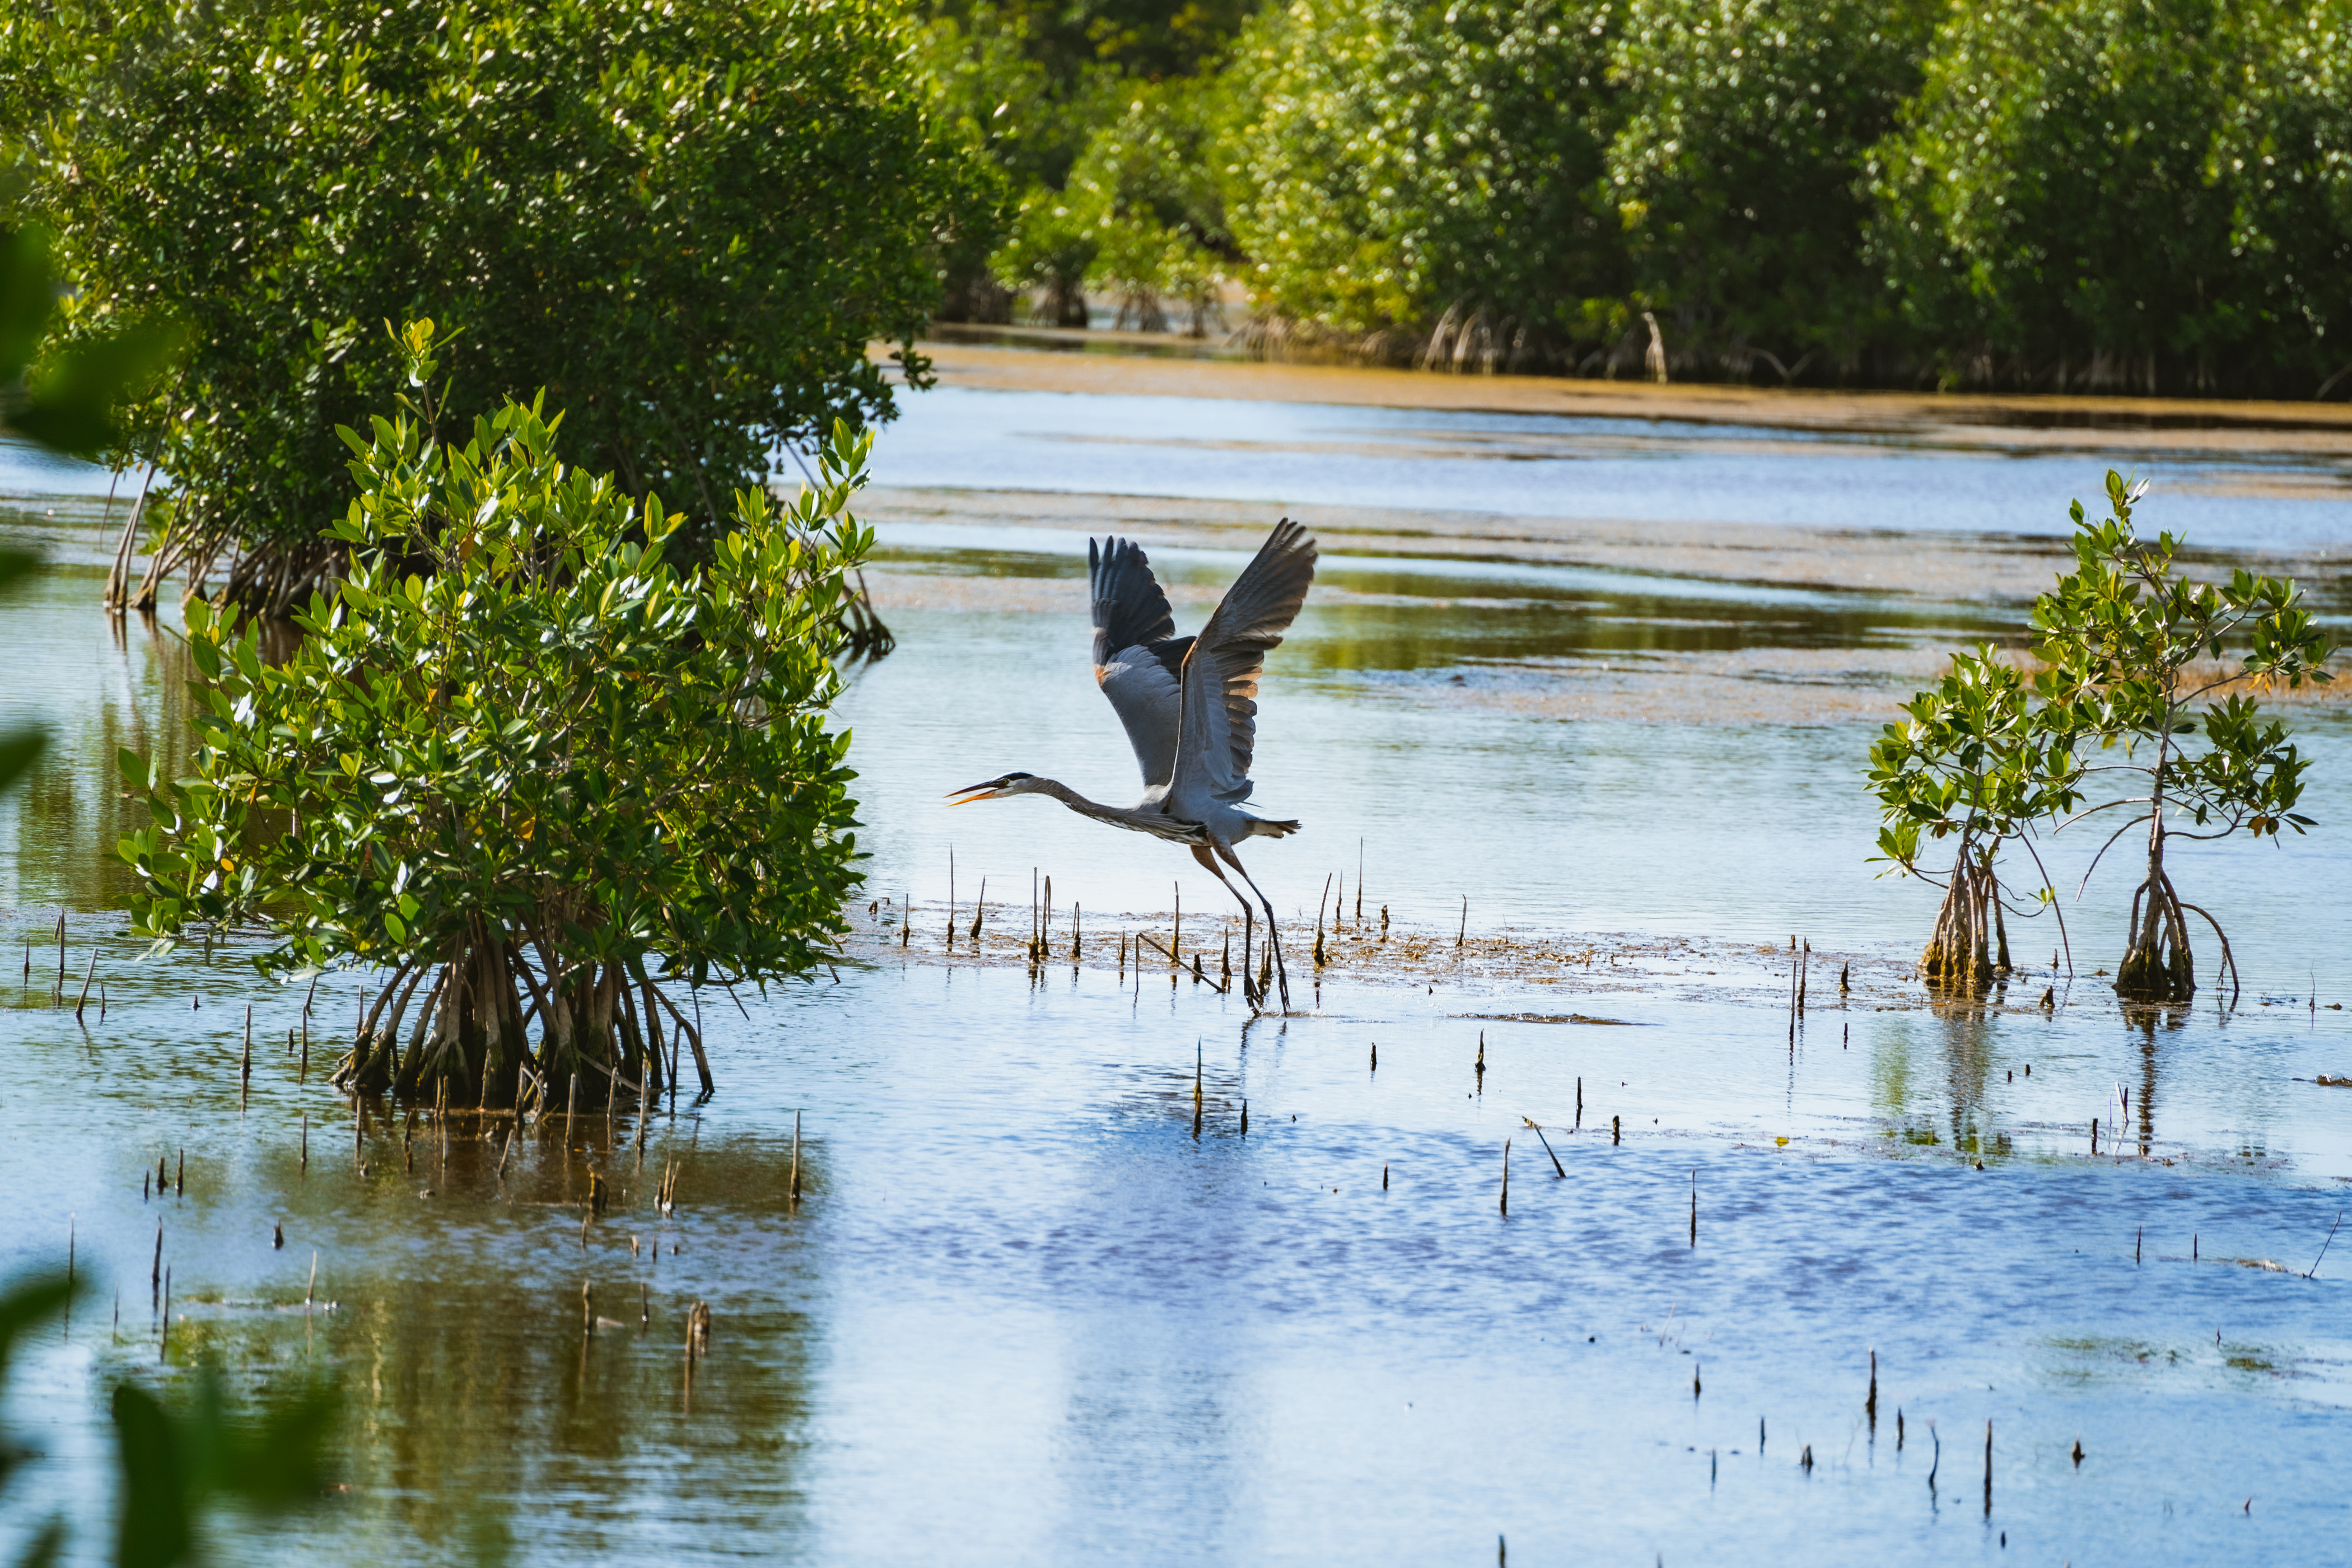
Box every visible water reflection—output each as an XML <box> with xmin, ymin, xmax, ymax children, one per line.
<box><xmin>0</xmin><ymin>564</ymin><xmax>195</xmax><ymax>909</ymax></box>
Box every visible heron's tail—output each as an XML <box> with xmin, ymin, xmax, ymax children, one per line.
<box><xmin>1247</xmin><ymin>817</ymin><xmax>1302</xmax><ymax>839</ymax></box>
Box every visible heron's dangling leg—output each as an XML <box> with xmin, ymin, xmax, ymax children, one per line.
<box><xmin>1191</xmin><ymin>844</ymin><xmax>1260</xmax><ymax>1006</ymax></box>
<box><xmin>1215</xmin><ymin>844</ymin><xmax>1291</xmax><ymax>1011</ymax></box>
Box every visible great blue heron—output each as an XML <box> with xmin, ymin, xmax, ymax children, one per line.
<box><xmin>946</xmin><ymin>519</ymin><xmax>1319</xmax><ymax>1009</ymax></box>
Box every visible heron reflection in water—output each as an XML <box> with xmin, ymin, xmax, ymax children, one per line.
<box><xmin>947</xmin><ymin>520</ymin><xmax>1319</xmax><ymax>1010</ymax></box>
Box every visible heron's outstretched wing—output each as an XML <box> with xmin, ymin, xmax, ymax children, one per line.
<box><xmin>1090</xmin><ymin>535</ymin><xmax>1194</xmax><ymax>788</ymax></box>
<box><xmin>1171</xmin><ymin>519</ymin><xmax>1318</xmax><ymax>806</ymax></box>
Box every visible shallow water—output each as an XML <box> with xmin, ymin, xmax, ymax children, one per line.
<box><xmin>6</xmin><ymin>379</ymin><xmax>2352</xmax><ymax>1564</ymax></box>
<box><xmin>868</xmin><ymin>385</ymin><xmax>2352</xmax><ymax>548</ymax></box>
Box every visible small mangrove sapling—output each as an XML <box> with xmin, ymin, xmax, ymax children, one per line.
<box><xmin>1870</xmin><ymin>647</ymin><xmax>2082</xmax><ymax>993</ymax></box>
<box><xmin>2031</xmin><ymin>471</ymin><xmax>2332</xmax><ymax>1004</ymax></box>
<box><xmin>118</xmin><ymin>323</ymin><xmax>870</xmax><ymax>1104</ymax></box>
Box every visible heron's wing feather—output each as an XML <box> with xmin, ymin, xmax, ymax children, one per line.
<box><xmin>1091</xmin><ymin>536</ymin><xmax>1177</xmax><ymax>665</ymax></box>
<box><xmin>1172</xmin><ymin>519</ymin><xmax>1317</xmax><ymax>804</ymax></box>
<box><xmin>1097</xmin><ymin>640</ymin><xmax>1191</xmax><ymax>787</ymax></box>
<box><xmin>1090</xmin><ymin>536</ymin><xmax>1194</xmax><ymax>786</ymax></box>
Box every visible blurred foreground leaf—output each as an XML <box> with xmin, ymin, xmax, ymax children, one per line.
<box><xmin>113</xmin><ymin>1370</ymin><xmax>338</xmax><ymax>1568</ymax></box>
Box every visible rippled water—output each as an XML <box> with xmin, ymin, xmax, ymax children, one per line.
<box><xmin>5</xmin><ymin>375</ymin><xmax>2352</xmax><ymax>1564</ymax></box>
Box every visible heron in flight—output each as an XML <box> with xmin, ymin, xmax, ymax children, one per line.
<box><xmin>946</xmin><ymin>519</ymin><xmax>1319</xmax><ymax>1010</ymax></box>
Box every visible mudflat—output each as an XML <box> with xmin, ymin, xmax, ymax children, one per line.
<box><xmin>887</xmin><ymin>333</ymin><xmax>2352</xmax><ymax>459</ymax></box>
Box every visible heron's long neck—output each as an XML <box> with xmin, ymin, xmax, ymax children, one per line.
<box><xmin>1030</xmin><ymin>778</ymin><xmax>1196</xmax><ymax>841</ymax></box>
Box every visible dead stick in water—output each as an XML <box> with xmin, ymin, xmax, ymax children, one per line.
<box><xmin>1136</xmin><ymin>933</ymin><xmax>1187</xmax><ymax>965</ymax></box>
<box><xmin>74</xmin><ymin>951</ymin><xmax>96</xmax><ymax>1024</ymax></box>
<box><xmin>2305</xmin><ymin>1210</ymin><xmax>2343</xmax><ymax>1279</ymax></box>
<box><xmin>1458</xmin><ymin>895</ymin><xmax>1467</xmax><ymax>948</ymax></box>
<box><xmin>1521</xmin><ymin>1118</ymin><xmax>1566</xmax><ymax>1178</ymax></box>
<box><xmin>1192</xmin><ymin>1040</ymin><xmax>1203</xmax><ymax>1139</ymax></box>
<box><xmin>1499</xmin><ymin>1138</ymin><xmax>1510</xmax><ymax>1216</ymax></box>
<box><xmin>790</xmin><ymin>1109</ymin><xmax>802</xmax><ymax>1208</ymax></box>
<box><xmin>946</xmin><ymin>847</ymin><xmax>956</xmax><ymax>950</ymax></box>
<box><xmin>1314</xmin><ymin>874</ymin><xmax>1331</xmax><ymax>967</ymax></box>
<box><xmin>301</xmin><ymin>972</ymin><xmax>318</xmax><ymax>1062</ymax></box>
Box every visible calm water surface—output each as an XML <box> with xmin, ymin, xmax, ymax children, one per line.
<box><xmin>4</xmin><ymin>382</ymin><xmax>2352</xmax><ymax>1564</ymax></box>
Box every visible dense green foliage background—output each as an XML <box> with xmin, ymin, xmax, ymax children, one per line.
<box><xmin>4</xmin><ymin>0</ymin><xmax>2346</xmax><ymax>603</ymax></box>
<box><xmin>0</xmin><ymin>0</ymin><xmax>987</xmax><ymax>603</ymax></box>
<box><xmin>932</xmin><ymin>0</ymin><xmax>2352</xmax><ymax>395</ymax></box>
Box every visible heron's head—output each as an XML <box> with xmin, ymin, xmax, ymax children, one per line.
<box><xmin>945</xmin><ymin>772</ymin><xmax>1040</xmax><ymax>805</ymax></box>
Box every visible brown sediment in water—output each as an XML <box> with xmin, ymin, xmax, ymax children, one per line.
<box><xmin>843</xmin><ymin>905</ymin><xmax>2064</xmax><ymax>1020</ymax></box>
<box><xmin>860</xmin><ymin>486</ymin><xmax>2352</xmax><ymax>609</ymax></box>
<box><xmin>857</xmin><ymin>511</ymin><xmax>2352</xmax><ymax>726</ymax></box>
<box><xmin>857</xmin><ymin>486</ymin><xmax>2150</xmax><ymax>606</ymax></box>
<box><xmin>884</xmin><ymin>339</ymin><xmax>2352</xmax><ymax>462</ymax></box>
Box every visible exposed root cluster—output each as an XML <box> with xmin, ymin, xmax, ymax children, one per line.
<box><xmin>1919</xmin><ymin>853</ymin><xmax>2011</xmax><ymax>996</ymax></box>
<box><xmin>331</xmin><ymin>915</ymin><xmax>711</xmax><ymax>1109</ymax></box>
<box><xmin>2117</xmin><ymin>869</ymin><xmax>2238</xmax><ymax>1005</ymax></box>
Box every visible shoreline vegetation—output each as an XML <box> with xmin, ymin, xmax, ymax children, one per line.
<box><xmin>926</xmin><ymin>0</ymin><xmax>2352</xmax><ymax>402</ymax></box>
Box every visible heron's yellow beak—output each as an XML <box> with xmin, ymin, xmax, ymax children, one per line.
<box><xmin>945</xmin><ymin>780</ymin><xmax>1004</xmax><ymax>806</ymax></box>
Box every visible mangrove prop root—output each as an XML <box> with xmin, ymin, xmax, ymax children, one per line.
<box><xmin>1919</xmin><ymin>851</ymin><xmax>2012</xmax><ymax>996</ymax></box>
<box><xmin>333</xmin><ymin>923</ymin><xmax>683</xmax><ymax>1108</ymax></box>
<box><xmin>2117</xmin><ymin>867</ymin><xmax>2237</xmax><ymax>1005</ymax></box>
